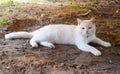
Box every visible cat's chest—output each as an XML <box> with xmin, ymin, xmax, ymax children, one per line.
<box><xmin>83</xmin><ymin>36</ymin><xmax>95</xmax><ymax>43</ymax></box>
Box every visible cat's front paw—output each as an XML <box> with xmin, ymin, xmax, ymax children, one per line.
<box><xmin>102</xmin><ymin>42</ymin><xmax>111</xmax><ymax>47</ymax></box>
<box><xmin>91</xmin><ymin>50</ymin><xmax>101</xmax><ymax>56</ymax></box>
<box><xmin>49</xmin><ymin>44</ymin><xmax>55</xmax><ymax>49</ymax></box>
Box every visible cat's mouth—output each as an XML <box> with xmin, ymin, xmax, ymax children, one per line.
<box><xmin>86</xmin><ymin>31</ymin><xmax>90</xmax><ymax>34</ymax></box>
<box><xmin>86</xmin><ymin>32</ymin><xmax>89</xmax><ymax>34</ymax></box>
<box><xmin>86</xmin><ymin>35</ymin><xmax>89</xmax><ymax>37</ymax></box>
<box><xmin>85</xmin><ymin>33</ymin><xmax>90</xmax><ymax>37</ymax></box>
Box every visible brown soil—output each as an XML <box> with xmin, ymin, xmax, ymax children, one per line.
<box><xmin>0</xmin><ymin>1</ymin><xmax>120</xmax><ymax>74</ymax></box>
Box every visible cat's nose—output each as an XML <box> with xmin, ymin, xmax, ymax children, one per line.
<box><xmin>86</xmin><ymin>31</ymin><xmax>89</xmax><ymax>34</ymax></box>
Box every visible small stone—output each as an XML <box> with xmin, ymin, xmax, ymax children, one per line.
<box><xmin>69</xmin><ymin>64</ymin><xmax>77</xmax><ymax>69</ymax></box>
<box><xmin>6</xmin><ymin>66</ymin><xmax>10</xmax><ymax>69</ymax></box>
<box><xmin>117</xmin><ymin>52</ymin><xmax>120</xmax><ymax>56</ymax></box>
<box><xmin>109</xmin><ymin>60</ymin><xmax>113</xmax><ymax>64</ymax></box>
<box><xmin>59</xmin><ymin>63</ymin><xmax>65</xmax><ymax>67</ymax></box>
<box><xmin>2</xmin><ymin>28</ymin><xmax>8</xmax><ymax>33</ymax></box>
<box><xmin>0</xmin><ymin>70</ymin><xmax>3</xmax><ymax>74</ymax></box>
<box><xmin>1</xmin><ymin>52</ymin><xmax>6</xmax><ymax>56</ymax></box>
<box><xmin>15</xmin><ymin>46</ymin><xmax>26</xmax><ymax>50</ymax></box>
<box><xmin>77</xmin><ymin>64</ymin><xmax>88</xmax><ymax>69</ymax></box>
<box><xmin>99</xmin><ymin>47</ymin><xmax>103</xmax><ymax>50</ymax></box>
<box><xmin>41</xmin><ymin>13</ymin><xmax>46</xmax><ymax>17</ymax></box>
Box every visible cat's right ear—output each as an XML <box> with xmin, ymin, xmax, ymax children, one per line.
<box><xmin>90</xmin><ymin>17</ymin><xmax>95</xmax><ymax>23</ymax></box>
<box><xmin>77</xmin><ymin>18</ymin><xmax>82</xmax><ymax>25</ymax></box>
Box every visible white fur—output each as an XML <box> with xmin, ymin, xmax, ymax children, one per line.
<box><xmin>5</xmin><ymin>18</ymin><xmax>111</xmax><ymax>56</ymax></box>
<box><xmin>5</xmin><ymin>32</ymin><xmax>33</xmax><ymax>39</ymax></box>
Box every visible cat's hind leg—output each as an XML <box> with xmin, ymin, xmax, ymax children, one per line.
<box><xmin>39</xmin><ymin>41</ymin><xmax>55</xmax><ymax>49</ymax></box>
<box><xmin>29</xmin><ymin>38</ymin><xmax>38</xmax><ymax>48</ymax></box>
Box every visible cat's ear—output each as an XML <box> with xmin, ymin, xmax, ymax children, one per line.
<box><xmin>90</xmin><ymin>17</ymin><xmax>95</xmax><ymax>23</ymax></box>
<box><xmin>77</xmin><ymin>18</ymin><xmax>82</xmax><ymax>25</ymax></box>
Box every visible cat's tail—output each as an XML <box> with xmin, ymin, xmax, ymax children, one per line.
<box><xmin>5</xmin><ymin>32</ymin><xmax>33</xmax><ymax>40</ymax></box>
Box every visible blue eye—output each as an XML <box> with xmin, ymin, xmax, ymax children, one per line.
<box><xmin>82</xmin><ymin>27</ymin><xmax>85</xmax><ymax>29</ymax></box>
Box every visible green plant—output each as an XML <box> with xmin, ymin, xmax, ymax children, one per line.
<box><xmin>86</xmin><ymin>1</ymin><xmax>92</xmax><ymax>7</ymax></box>
<box><xmin>0</xmin><ymin>16</ymin><xmax>6</xmax><ymax>26</ymax></box>
<box><xmin>53</xmin><ymin>0</ymin><xmax>58</xmax><ymax>3</ymax></box>
<box><xmin>95</xmin><ymin>0</ymin><xmax>100</xmax><ymax>3</ymax></box>
<box><xmin>68</xmin><ymin>0</ymin><xmax>73</xmax><ymax>17</ymax></box>
<box><xmin>68</xmin><ymin>0</ymin><xmax>80</xmax><ymax>17</ymax></box>
<box><xmin>0</xmin><ymin>0</ymin><xmax>12</xmax><ymax>4</ymax></box>
<box><xmin>86</xmin><ymin>2</ymin><xmax>91</xmax><ymax>6</ymax></box>
<box><xmin>68</xmin><ymin>0</ymin><xmax>73</xmax><ymax>6</ymax></box>
<box><xmin>31</xmin><ymin>0</ymin><xmax>38</xmax><ymax>4</ymax></box>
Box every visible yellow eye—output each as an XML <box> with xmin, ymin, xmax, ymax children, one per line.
<box><xmin>89</xmin><ymin>27</ymin><xmax>92</xmax><ymax>29</ymax></box>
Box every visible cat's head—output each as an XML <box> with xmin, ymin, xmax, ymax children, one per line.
<box><xmin>77</xmin><ymin>17</ymin><xmax>96</xmax><ymax>37</ymax></box>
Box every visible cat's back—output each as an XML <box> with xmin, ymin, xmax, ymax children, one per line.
<box><xmin>34</xmin><ymin>24</ymin><xmax>76</xmax><ymax>33</ymax></box>
<box><xmin>44</xmin><ymin>24</ymin><xmax>76</xmax><ymax>29</ymax></box>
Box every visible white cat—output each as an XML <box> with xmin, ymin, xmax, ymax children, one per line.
<box><xmin>5</xmin><ymin>17</ymin><xmax>111</xmax><ymax>56</ymax></box>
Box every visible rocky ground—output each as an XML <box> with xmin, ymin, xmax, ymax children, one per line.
<box><xmin>0</xmin><ymin>1</ymin><xmax>120</xmax><ymax>74</ymax></box>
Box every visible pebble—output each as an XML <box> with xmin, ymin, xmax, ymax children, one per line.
<box><xmin>109</xmin><ymin>60</ymin><xmax>113</xmax><ymax>64</ymax></box>
<box><xmin>117</xmin><ymin>52</ymin><xmax>120</xmax><ymax>56</ymax></box>
<box><xmin>6</xmin><ymin>66</ymin><xmax>10</xmax><ymax>69</ymax></box>
<box><xmin>0</xmin><ymin>70</ymin><xmax>3</xmax><ymax>74</ymax></box>
<box><xmin>1</xmin><ymin>28</ymin><xmax>8</xmax><ymax>33</ymax></box>
<box><xmin>15</xmin><ymin>46</ymin><xmax>26</xmax><ymax>50</ymax></box>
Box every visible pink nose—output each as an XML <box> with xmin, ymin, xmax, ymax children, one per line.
<box><xmin>86</xmin><ymin>31</ymin><xmax>89</xmax><ymax>34</ymax></box>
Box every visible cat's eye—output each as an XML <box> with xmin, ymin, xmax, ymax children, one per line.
<box><xmin>88</xmin><ymin>27</ymin><xmax>92</xmax><ymax>29</ymax></box>
<box><xmin>82</xmin><ymin>27</ymin><xmax>85</xmax><ymax>29</ymax></box>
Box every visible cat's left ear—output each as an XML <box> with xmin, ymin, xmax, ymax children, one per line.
<box><xmin>77</xmin><ymin>18</ymin><xmax>82</xmax><ymax>25</ymax></box>
<box><xmin>90</xmin><ymin>17</ymin><xmax>95</xmax><ymax>23</ymax></box>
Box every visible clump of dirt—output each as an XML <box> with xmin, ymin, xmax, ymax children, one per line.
<box><xmin>93</xmin><ymin>0</ymin><xmax>120</xmax><ymax>18</ymax></box>
<box><xmin>0</xmin><ymin>1</ymin><xmax>120</xmax><ymax>74</ymax></box>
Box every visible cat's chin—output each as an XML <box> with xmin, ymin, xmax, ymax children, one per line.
<box><xmin>83</xmin><ymin>34</ymin><xmax>91</xmax><ymax>38</ymax></box>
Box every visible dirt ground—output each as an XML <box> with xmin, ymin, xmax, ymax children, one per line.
<box><xmin>0</xmin><ymin>1</ymin><xmax>120</xmax><ymax>74</ymax></box>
